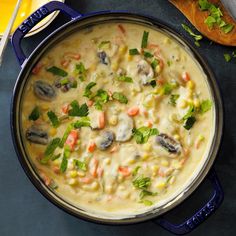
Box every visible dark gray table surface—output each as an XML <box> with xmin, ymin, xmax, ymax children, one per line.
<box><xmin>0</xmin><ymin>0</ymin><xmax>235</xmax><ymax>235</ymax></box>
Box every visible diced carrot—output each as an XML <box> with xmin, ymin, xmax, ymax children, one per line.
<box><xmin>118</xmin><ymin>24</ymin><xmax>126</xmax><ymax>34</ymax></box>
<box><xmin>87</xmin><ymin>100</ymin><xmax>94</xmax><ymax>107</ymax></box>
<box><xmin>88</xmin><ymin>142</ymin><xmax>96</xmax><ymax>153</ymax></box>
<box><xmin>39</xmin><ymin>171</ymin><xmax>51</xmax><ymax>186</ymax></box>
<box><xmin>110</xmin><ymin>145</ymin><xmax>119</xmax><ymax>153</ymax></box>
<box><xmin>142</xmin><ymin>109</ymin><xmax>149</xmax><ymax>117</ymax></box>
<box><xmin>61</xmin><ymin>59</ymin><xmax>70</xmax><ymax>68</ymax></box>
<box><xmin>61</xmin><ymin>103</ymin><xmax>69</xmax><ymax>114</ymax></box>
<box><xmin>64</xmin><ymin>52</ymin><xmax>81</xmax><ymax>60</ymax></box>
<box><xmin>158</xmin><ymin>168</ymin><xmax>166</xmax><ymax>177</ymax></box>
<box><xmin>147</xmin><ymin>120</ymin><xmax>153</xmax><ymax>128</ymax></box>
<box><xmin>158</xmin><ymin>58</ymin><xmax>164</xmax><ymax>70</ymax></box>
<box><xmin>52</xmin><ymin>166</ymin><xmax>60</xmax><ymax>175</ymax></box>
<box><xmin>182</xmin><ymin>72</ymin><xmax>190</xmax><ymax>82</ymax></box>
<box><xmin>127</xmin><ymin>107</ymin><xmax>140</xmax><ymax>116</ymax></box>
<box><xmin>157</xmin><ymin>77</ymin><xmax>164</xmax><ymax>85</ymax></box>
<box><xmin>98</xmin><ymin>111</ymin><xmax>106</xmax><ymax>129</ymax></box>
<box><xmin>118</xmin><ymin>166</ymin><xmax>131</xmax><ymax>177</ymax></box>
<box><xmin>148</xmin><ymin>43</ymin><xmax>160</xmax><ymax>50</ymax></box>
<box><xmin>90</xmin><ymin>158</ymin><xmax>99</xmax><ymax>177</ymax></box>
<box><xmin>65</xmin><ymin>130</ymin><xmax>79</xmax><ymax>151</ymax></box>
<box><xmin>32</xmin><ymin>63</ymin><xmax>43</xmax><ymax>75</ymax></box>
<box><xmin>80</xmin><ymin>177</ymin><xmax>93</xmax><ymax>184</ymax></box>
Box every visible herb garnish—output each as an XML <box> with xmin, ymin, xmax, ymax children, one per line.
<box><xmin>224</xmin><ymin>53</ymin><xmax>231</xmax><ymax>62</ymax></box>
<box><xmin>98</xmin><ymin>41</ymin><xmax>111</xmax><ymax>49</ymax></box>
<box><xmin>181</xmin><ymin>24</ymin><xmax>203</xmax><ymax>45</ymax></box>
<box><xmin>132</xmin><ymin>166</ymin><xmax>141</xmax><ymax>177</ymax></box>
<box><xmin>117</xmin><ymin>75</ymin><xmax>133</xmax><ymax>83</ymax></box>
<box><xmin>151</xmin><ymin>58</ymin><xmax>159</xmax><ymax>70</ymax></box>
<box><xmin>169</xmin><ymin>94</ymin><xmax>180</xmax><ymax>106</ymax></box>
<box><xmin>183</xmin><ymin>116</ymin><xmax>196</xmax><ymax>130</ymax></box>
<box><xmin>112</xmin><ymin>92</ymin><xmax>128</xmax><ymax>104</ymax></box>
<box><xmin>144</xmin><ymin>51</ymin><xmax>153</xmax><ymax>58</ymax></box>
<box><xmin>73</xmin><ymin>117</ymin><xmax>91</xmax><ymax>128</ymax></box>
<box><xmin>163</xmin><ymin>83</ymin><xmax>174</xmax><ymax>95</ymax></box>
<box><xmin>47</xmin><ymin>111</ymin><xmax>60</xmax><ymax>128</ymax></box>
<box><xmin>133</xmin><ymin>176</ymin><xmax>151</xmax><ymax>189</ymax></box>
<box><xmin>47</xmin><ymin>66</ymin><xmax>68</xmax><ymax>77</ymax></box>
<box><xmin>139</xmin><ymin>189</ymin><xmax>157</xmax><ymax>199</ymax></box>
<box><xmin>141</xmin><ymin>31</ymin><xmax>149</xmax><ymax>48</ymax></box>
<box><xmin>139</xmin><ymin>199</ymin><xmax>153</xmax><ymax>206</ymax></box>
<box><xmin>68</xmin><ymin>100</ymin><xmax>89</xmax><ymax>117</ymax></box>
<box><xmin>132</xmin><ymin>127</ymin><xmax>158</xmax><ymax>144</ymax></box>
<box><xmin>83</xmin><ymin>82</ymin><xmax>97</xmax><ymax>98</ymax></box>
<box><xmin>200</xmin><ymin>99</ymin><xmax>212</xmax><ymax>114</ymax></box>
<box><xmin>129</xmin><ymin>48</ymin><xmax>140</xmax><ymax>55</ymax></box>
<box><xmin>73</xmin><ymin>159</ymin><xmax>87</xmax><ymax>171</ymax></box>
<box><xmin>60</xmin><ymin>146</ymin><xmax>70</xmax><ymax>173</ymax></box>
<box><xmin>74</xmin><ymin>62</ymin><xmax>86</xmax><ymax>81</ymax></box>
<box><xmin>28</xmin><ymin>106</ymin><xmax>40</xmax><ymax>121</ymax></box>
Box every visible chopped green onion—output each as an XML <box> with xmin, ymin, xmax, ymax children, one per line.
<box><xmin>181</xmin><ymin>24</ymin><xmax>203</xmax><ymax>41</ymax></box>
<box><xmin>112</xmin><ymin>92</ymin><xmax>128</xmax><ymax>104</ymax></box>
<box><xmin>47</xmin><ymin>66</ymin><xmax>68</xmax><ymax>77</ymax></box>
<box><xmin>143</xmin><ymin>51</ymin><xmax>153</xmax><ymax>58</ymax></box>
<box><xmin>129</xmin><ymin>48</ymin><xmax>140</xmax><ymax>55</ymax></box>
<box><xmin>117</xmin><ymin>75</ymin><xmax>133</xmax><ymax>83</ymax></box>
<box><xmin>28</xmin><ymin>106</ymin><xmax>40</xmax><ymax>121</ymax></box>
<box><xmin>73</xmin><ymin>159</ymin><xmax>87</xmax><ymax>171</ymax></box>
<box><xmin>47</xmin><ymin>111</ymin><xmax>60</xmax><ymax>128</ymax></box>
<box><xmin>141</xmin><ymin>31</ymin><xmax>149</xmax><ymax>48</ymax></box>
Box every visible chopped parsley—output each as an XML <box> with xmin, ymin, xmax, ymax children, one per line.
<box><xmin>117</xmin><ymin>75</ymin><xmax>133</xmax><ymax>83</ymax></box>
<box><xmin>139</xmin><ymin>199</ymin><xmax>153</xmax><ymax>206</ymax></box>
<box><xmin>133</xmin><ymin>176</ymin><xmax>151</xmax><ymax>189</ymax></box>
<box><xmin>132</xmin><ymin>166</ymin><xmax>141</xmax><ymax>177</ymax></box>
<box><xmin>46</xmin><ymin>66</ymin><xmax>68</xmax><ymax>77</ymax></box>
<box><xmin>60</xmin><ymin>146</ymin><xmax>70</xmax><ymax>173</ymax></box>
<box><xmin>169</xmin><ymin>94</ymin><xmax>180</xmax><ymax>106</ymax></box>
<box><xmin>200</xmin><ymin>99</ymin><xmax>212</xmax><ymax>114</ymax></box>
<box><xmin>198</xmin><ymin>0</ymin><xmax>234</xmax><ymax>34</ymax></box>
<box><xmin>151</xmin><ymin>58</ymin><xmax>159</xmax><ymax>70</ymax></box>
<box><xmin>139</xmin><ymin>190</ymin><xmax>157</xmax><ymax>199</ymax></box>
<box><xmin>41</xmin><ymin>138</ymin><xmax>61</xmax><ymax>164</ymax></box>
<box><xmin>132</xmin><ymin>127</ymin><xmax>158</xmax><ymax>144</ymax></box>
<box><xmin>163</xmin><ymin>83</ymin><xmax>174</xmax><ymax>95</ymax></box>
<box><xmin>224</xmin><ymin>53</ymin><xmax>231</xmax><ymax>62</ymax></box>
<box><xmin>141</xmin><ymin>31</ymin><xmax>149</xmax><ymax>48</ymax></box>
<box><xmin>28</xmin><ymin>106</ymin><xmax>40</xmax><ymax>121</ymax></box>
<box><xmin>94</xmin><ymin>89</ymin><xmax>110</xmax><ymax>110</ymax></box>
<box><xmin>98</xmin><ymin>41</ymin><xmax>111</xmax><ymax>49</ymax></box>
<box><xmin>129</xmin><ymin>48</ymin><xmax>140</xmax><ymax>55</ymax></box>
<box><xmin>68</xmin><ymin>100</ymin><xmax>89</xmax><ymax>117</ymax></box>
<box><xmin>73</xmin><ymin>117</ymin><xmax>91</xmax><ymax>128</ymax></box>
<box><xmin>112</xmin><ymin>92</ymin><xmax>128</xmax><ymax>104</ymax></box>
<box><xmin>47</xmin><ymin>111</ymin><xmax>60</xmax><ymax>128</ymax></box>
<box><xmin>74</xmin><ymin>62</ymin><xmax>86</xmax><ymax>81</ymax></box>
<box><xmin>181</xmin><ymin>24</ymin><xmax>203</xmax><ymax>45</ymax></box>
<box><xmin>73</xmin><ymin>159</ymin><xmax>87</xmax><ymax>171</ymax></box>
<box><xmin>83</xmin><ymin>82</ymin><xmax>97</xmax><ymax>98</ymax></box>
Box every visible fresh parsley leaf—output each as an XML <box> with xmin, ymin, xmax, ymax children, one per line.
<box><xmin>129</xmin><ymin>48</ymin><xmax>140</xmax><ymax>55</ymax></box>
<box><xmin>41</xmin><ymin>138</ymin><xmax>61</xmax><ymax>164</ymax></box>
<box><xmin>200</xmin><ymin>99</ymin><xmax>212</xmax><ymax>114</ymax></box>
<box><xmin>28</xmin><ymin>106</ymin><xmax>40</xmax><ymax>121</ymax></box>
<box><xmin>94</xmin><ymin>101</ymin><xmax>103</xmax><ymax>110</ymax></box>
<box><xmin>68</xmin><ymin>100</ymin><xmax>89</xmax><ymax>117</ymax></box>
<box><xmin>182</xmin><ymin>104</ymin><xmax>195</xmax><ymax>120</ymax></box>
<box><xmin>183</xmin><ymin>116</ymin><xmax>196</xmax><ymax>130</ymax></box>
<box><xmin>139</xmin><ymin>190</ymin><xmax>157</xmax><ymax>199</ymax></box>
<box><xmin>222</xmin><ymin>24</ymin><xmax>234</xmax><ymax>34</ymax></box>
<box><xmin>151</xmin><ymin>58</ymin><xmax>159</xmax><ymax>70</ymax></box>
<box><xmin>133</xmin><ymin>176</ymin><xmax>151</xmax><ymax>190</ymax></box>
<box><xmin>169</xmin><ymin>94</ymin><xmax>180</xmax><ymax>106</ymax></box>
<box><xmin>182</xmin><ymin>24</ymin><xmax>203</xmax><ymax>41</ymax></box>
<box><xmin>73</xmin><ymin>159</ymin><xmax>87</xmax><ymax>171</ymax></box>
<box><xmin>132</xmin><ymin>166</ymin><xmax>141</xmax><ymax>177</ymax></box>
<box><xmin>163</xmin><ymin>83</ymin><xmax>174</xmax><ymax>95</ymax></box>
<box><xmin>140</xmin><ymin>199</ymin><xmax>153</xmax><ymax>206</ymax></box>
<box><xmin>112</xmin><ymin>92</ymin><xmax>128</xmax><ymax>104</ymax></box>
<box><xmin>98</xmin><ymin>41</ymin><xmax>111</xmax><ymax>49</ymax></box>
<box><xmin>204</xmin><ymin>16</ymin><xmax>216</xmax><ymax>28</ymax></box>
<box><xmin>83</xmin><ymin>82</ymin><xmax>96</xmax><ymax>98</ymax></box>
<box><xmin>47</xmin><ymin>66</ymin><xmax>68</xmax><ymax>77</ymax></box>
<box><xmin>73</xmin><ymin>117</ymin><xmax>91</xmax><ymax>128</ymax></box>
<box><xmin>59</xmin><ymin>124</ymin><xmax>74</xmax><ymax>148</ymax></box>
<box><xmin>195</xmin><ymin>41</ymin><xmax>201</xmax><ymax>47</ymax></box>
<box><xmin>117</xmin><ymin>76</ymin><xmax>133</xmax><ymax>83</ymax></box>
<box><xmin>198</xmin><ymin>0</ymin><xmax>211</xmax><ymax>10</ymax></box>
<box><xmin>144</xmin><ymin>51</ymin><xmax>153</xmax><ymax>58</ymax></box>
<box><xmin>141</xmin><ymin>31</ymin><xmax>149</xmax><ymax>48</ymax></box>
<box><xmin>47</xmin><ymin>111</ymin><xmax>60</xmax><ymax>128</ymax></box>
<box><xmin>93</xmin><ymin>89</ymin><xmax>110</xmax><ymax>110</ymax></box>
<box><xmin>224</xmin><ymin>53</ymin><xmax>231</xmax><ymax>62</ymax></box>
<box><xmin>60</xmin><ymin>78</ymin><xmax>70</xmax><ymax>85</ymax></box>
<box><xmin>132</xmin><ymin>127</ymin><xmax>158</xmax><ymax>144</ymax></box>
<box><xmin>232</xmin><ymin>50</ymin><xmax>236</xmax><ymax>58</ymax></box>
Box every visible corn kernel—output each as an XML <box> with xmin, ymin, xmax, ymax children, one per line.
<box><xmin>143</xmin><ymin>143</ymin><xmax>152</xmax><ymax>152</ymax></box>
<box><xmin>111</xmin><ymin>62</ymin><xmax>119</xmax><ymax>71</ymax></box>
<box><xmin>41</xmin><ymin>104</ymin><xmax>49</xmax><ymax>110</ymax></box>
<box><xmin>68</xmin><ymin>178</ymin><xmax>77</xmax><ymax>186</ymax></box>
<box><xmin>161</xmin><ymin>159</ymin><xmax>169</xmax><ymax>167</ymax></box>
<box><xmin>198</xmin><ymin>134</ymin><xmax>205</xmax><ymax>141</ymax></box>
<box><xmin>119</xmin><ymin>45</ymin><xmax>128</xmax><ymax>54</ymax></box>
<box><xmin>77</xmin><ymin>170</ymin><xmax>86</xmax><ymax>177</ymax></box>
<box><xmin>42</xmin><ymin>113</ymin><xmax>48</xmax><ymax>122</ymax></box>
<box><xmin>69</xmin><ymin>170</ymin><xmax>78</xmax><ymax>178</ymax></box>
<box><xmin>90</xmin><ymin>181</ymin><xmax>99</xmax><ymax>190</ymax></box>
<box><xmin>172</xmin><ymin>160</ymin><xmax>182</xmax><ymax>170</ymax></box>
<box><xmin>117</xmin><ymin>175</ymin><xmax>124</xmax><ymax>183</ymax></box>
<box><xmin>187</xmin><ymin>80</ymin><xmax>195</xmax><ymax>90</ymax></box>
<box><xmin>127</xmin><ymin>55</ymin><xmax>133</xmax><ymax>61</ymax></box>
<box><xmin>142</xmin><ymin>153</ymin><xmax>149</xmax><ymax>160</ymax></box>
<box><xmin>179</xmin><ymin>100</ymin><xmax>187</xmax><ymax>109</ymax></box>
<box><xmin>156</xmin><ymin>182</ymin><xmax>166</xmax><ymax>189</ymax></box>
<box><xmin>104</xmin><ymin>158</ymin><xmax>111</xmax><ymax>165</ymax></box>
<box><xmin>109</xmin><ymin>115</ymin><xmax>118</xmax><ymax>126</ymax></box>
<box><xmin>187</xmin><ymin>99</ymin><xmax>194</xmax><ymax>105</ymax></box>
<box><xmin>193</xmin><ymin>99</ymin><xmax>200</xmax><ymax>108</ymax></box>
<box><xmin>187</xmin><ymin>90</ymin><xmax>193</xmax><ymax>98</ymax></box>
<box><xmin>164</xmin><ymin>37</ymin><xmax>171</xmax><ymax>44</ymax></box>
<box><xmin>53</xmin><ymin>159</ymin><xmax>60</xmax><ymax>166</ymax></box>
<box><xmin>173</xmin><ymin>134</ymin><xmax>180</xmax><ymax>140</ymax></box>
<box><xmin>151</xmin><ymin>165</ymin><xmax>159</xmax><ymax>172</ymax></box>
<box><xmin>128</xmin><ymin>159</ymin><xmax>136</xmax><ymax>164</ymax></box>
<box><xmin>49</xmin><ymin>128</ymin><xmax>57</xmax><ymax>137</ymax></box>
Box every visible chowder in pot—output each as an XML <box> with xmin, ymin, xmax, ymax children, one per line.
<box><xmin>20</xmin><ymin>22</ymin><xmax>214</xmax><ymax>219</ymax></box>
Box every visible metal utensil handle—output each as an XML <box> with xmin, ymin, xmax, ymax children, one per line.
<box><xmin>153</xmin><ymin>169</ymin><xmax>224</xmax><ymax>235</ymax></box>
<box><xmin>11</xmin><ymin>1</ymin><xmax>82</xmax><ymax>66</ymax></box>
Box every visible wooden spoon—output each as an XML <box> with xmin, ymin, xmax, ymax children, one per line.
<box><xmin>169</xmin><ymin>0</ymin><xmax>236</xmax><ymax>46</ymax></box>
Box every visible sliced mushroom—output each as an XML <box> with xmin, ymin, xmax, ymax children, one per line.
<box><xmin>26</xmin><ymin>126</ymin><xmax>49</xmax><ymax>145</ymax></box>
<box><xmin>156</xmin><ymin>133</ymin><xmax>181</xmax><ymax>154</ymax></box>
<box><xmin>116</xmin><ymin>114</ymin><xmax>134</xmax><ymax>142</ymax></box>
<box><xmin>34</xmin><ymin>80</ymin><xmax>56</xmax><ymax>101</ymax></box>
<box><xmin>137</xmin><ymin>59</ymin><xmax>154</xmax><ymax>85</ymax></box>
<box><xmin>97</xmin><ymin>51</ymin><xmax>110</xmax><ymax>65</ymax></box>
<box><xmin>95</xmin><ymin>130</ymin><xmax>114</xmax><ymax>150</ymax></box>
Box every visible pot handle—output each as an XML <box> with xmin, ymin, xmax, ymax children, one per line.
<box><xmin>11</xmin><ymin>1</ymin><xmax>82</xmax><ymax>66</ymax></box>
<box><xmin>153</xmin><ymin>169</ymin><xmax>224</xmax><ymax>235</ymax></box>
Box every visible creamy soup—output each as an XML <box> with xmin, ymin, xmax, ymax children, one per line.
<box><xmin>21</xmin><ymin>22</ymin><xmax>214</xmax><ymax>218</ymax></box>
